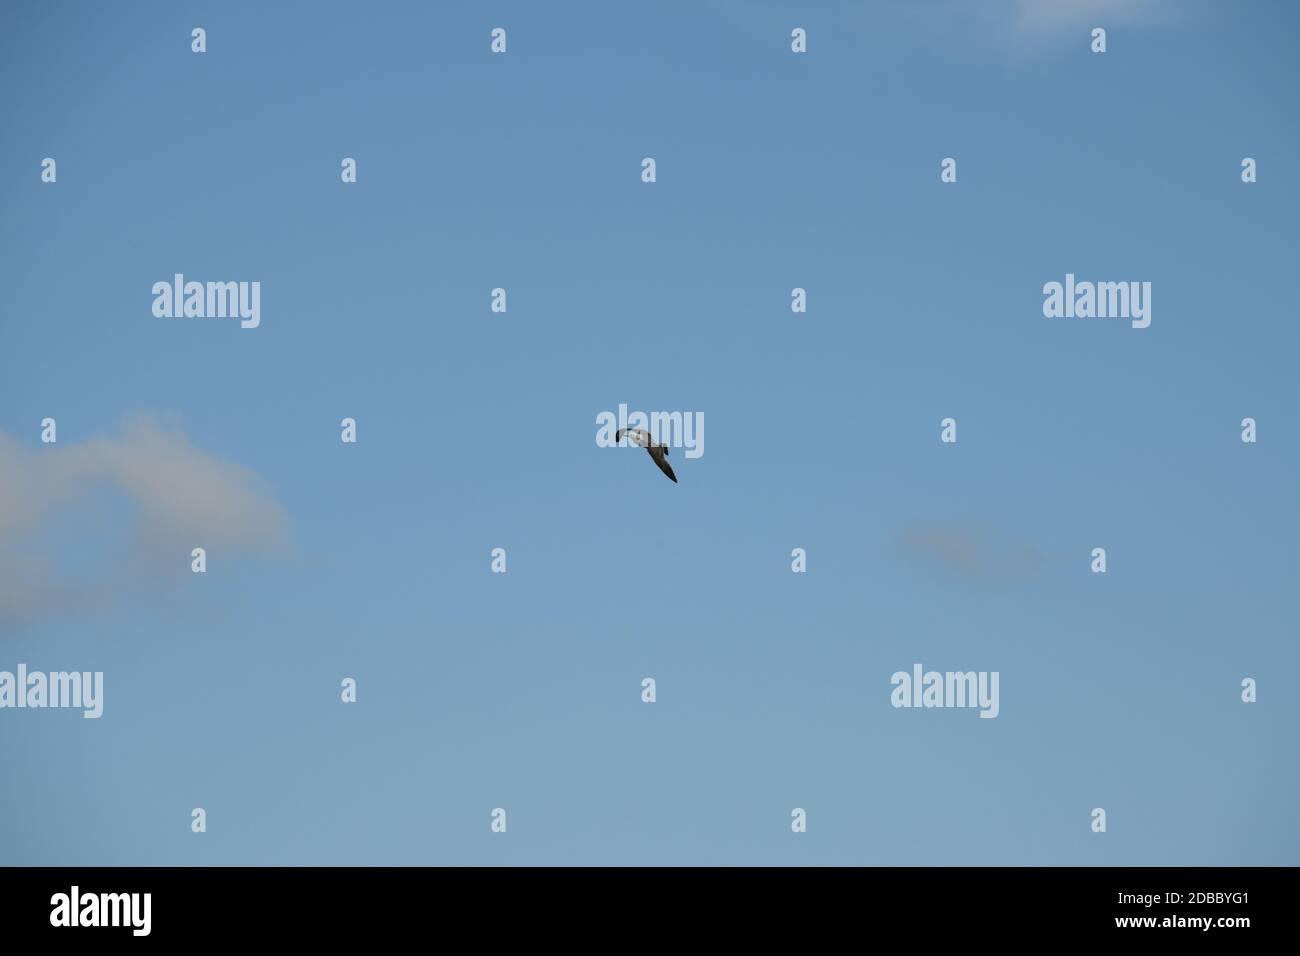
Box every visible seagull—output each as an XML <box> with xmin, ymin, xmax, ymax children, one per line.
<box><xmin>616</xmin><ymin>427</ymin><xmax>677</xmax><ymax>483</ymax></box>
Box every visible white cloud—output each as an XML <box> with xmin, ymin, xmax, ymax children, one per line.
<box><xmin>1013</xmin><ymin>0</ymin><xmax>1173</xmax><ymax>35</ymax></box>
<box><xmin>0</xmin><ymin>413</ymin><xmax>287</xmax><ymax>625</ymax></box>
<box><xmin>874</xmin><ymin>0</ymin><xmax>1183</xmax><ymax>54</ymax></box>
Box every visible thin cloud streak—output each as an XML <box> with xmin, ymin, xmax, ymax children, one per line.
<box><xmin>894</xmin><ymin>520</ymin><xmax>1057</xmax><ymax>583</ymax></box>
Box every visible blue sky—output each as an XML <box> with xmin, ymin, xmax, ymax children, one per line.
<box><xmin>1</xmin><ymin>0</ymin><xmax>1297</xmax><ymax>865</ymax></box>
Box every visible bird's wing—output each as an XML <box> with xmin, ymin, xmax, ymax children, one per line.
<box><xmin>648</xmin><ymin>446</ymin><xmax>677</xmax><ymax>483</ymax></box>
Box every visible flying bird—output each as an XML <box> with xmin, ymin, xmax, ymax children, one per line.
<box><xmin>616</xmin><ymin>427</ymin><xmax>677</xmax><ymax>483</ymax></box>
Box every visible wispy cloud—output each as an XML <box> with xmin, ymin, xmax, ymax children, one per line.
<box><xmin>868</xmin><ymin>0</ymin><xmax>1184</xmax><ymax>56</ymax></box>
<box><xmin>0</xmin><ymin>413</ymin><xmax>288</xmax><ymax>626</ymax></box>
<box><xmin>1012</xmin><ymin>0</ymin><xmax>1175</xmax><ymax>35</ymax></box>
<box><xmin>894</xmin><ymin>520</ymin><xmax>1056</xmax><ymax>583</ymax></box>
